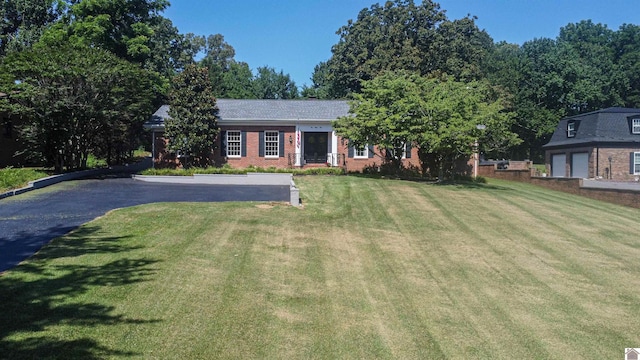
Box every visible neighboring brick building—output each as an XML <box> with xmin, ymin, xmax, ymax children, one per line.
<box><xmin>145</xmin><ymin>99</ymin><xmax>421</xmax><ymax>172</ymax></box>
<box><xmin>543</xmin><ymin>107</ymin><xmax>640</xmax><ymax>180</ymax></box>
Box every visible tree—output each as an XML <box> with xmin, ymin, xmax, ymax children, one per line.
<box><xmin>0</xmin><ymin>42</ymin><xmax>156</xmax><ymax>171</ymax></box>
<box><xmin>416</xmin><ymin>75</ymin><xmax>520</xmax><ymax>178</ymax></box>
<box><xmin>320</xmin><ymin>0</ymin><xmax>491</xmax><ymax>98</ymax></box>
<box><xmin>0</xmin><ymin>0</ymin><xmax>67</xmax><ymax>56</ymax></box>
<box><xmin>252</xmin><ymin>66</ymin><xmax>298</xmax><ymax>99</ymax></box>
<box><xmin>333</xmin><ymin>71</ymin><xmax>424</xmax><ymax>169</ymax></box>
<box><xmin>333</xmin><ymin>72</ymin><xmax>519</xmax><ymax>177</ymax></box>
<box><xmin>166</xmin><ymin>64</ymin><xmax>219</xmax><ymax>167</ymax></box>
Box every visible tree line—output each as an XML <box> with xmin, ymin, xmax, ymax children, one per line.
<box><xmin>0</xmin><ymin>0</ymin><xmax>298</xmax><ymax>171</ymax></box>
<box><xmin>308</xmin><ymin>1</ymin><xmax>640</xmax><ymax>163</ymax></box>
<box><xmin>2</xmin><ymin>0</ymin><xmax>639</xmax><ymax>171</ymax></box>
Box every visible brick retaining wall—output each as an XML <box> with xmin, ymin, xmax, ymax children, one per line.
<box><xmin>479</xmin><ymin>164</ymin><xmax>640</xmax><ymax>209</ymax></box>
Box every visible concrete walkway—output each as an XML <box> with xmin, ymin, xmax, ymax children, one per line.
<box><xmin>0</xmin><ymin>177</ymin><xmax>290</xmax><ymax>273</ymax></box>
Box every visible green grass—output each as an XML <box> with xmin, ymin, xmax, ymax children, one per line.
<box><xmin>0</xmin><ymin>167</ymin><xmax>50</xmax><ymax>192</ymax></box>
<box><xmin>2</xmin><ymin>176</ymin><xmax>640</xmax><ymax>358</ymax></box>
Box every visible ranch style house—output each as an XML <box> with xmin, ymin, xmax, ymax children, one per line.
<box><xmin>145</xmin><ymin>99</ymin><xmax>422</xmax><ymax>172</ymax></box>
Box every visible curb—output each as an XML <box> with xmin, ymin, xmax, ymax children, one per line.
<box><xmin>0</xmin><ymin>157</ymin><xmax>153</xmax><ymax>201</ymax></box>
<box><xmin>133</xmin><ymin>172</ymin><xmax>300</xmax><ymax>206</ymax></box>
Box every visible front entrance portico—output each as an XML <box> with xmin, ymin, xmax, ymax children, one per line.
<box><xmin>294</xmin><ymin>124</ymin><xmax>339</xmax><ymax>167</ymax></box>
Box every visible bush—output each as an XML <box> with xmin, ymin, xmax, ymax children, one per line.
<box><xmin>140</xmin><ymin>166</ymin><xmax>346</xmax><ymax>176</ymax></box>
<box><xmin>0</xmin><ymin>167</ymin><xmax>50</xmax><ymax>192</ymax></box>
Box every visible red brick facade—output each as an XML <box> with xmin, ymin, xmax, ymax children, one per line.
<box><xmin>152</xmin><ymin>126</ymin><xmax>422</xmax><ymax>172</ymax></box>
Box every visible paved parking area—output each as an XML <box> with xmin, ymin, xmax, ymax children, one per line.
<box><xmin>0</xmin><ymin>177</ymin><xmax>290</xmax><ymax>272</ymax></box>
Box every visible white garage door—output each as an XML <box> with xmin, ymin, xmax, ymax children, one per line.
<box><xmin>551</xmin><ymin>154</ymin><xmax>566</xmax><ymax>177</ymax></box>
<box><xmin>571</xmin><ymin>152</ymin><xmax>589</xmax><ymax>178</ymax></box>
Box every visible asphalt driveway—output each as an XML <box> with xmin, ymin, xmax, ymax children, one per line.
<box><xmin>0</xmin><ymin>177</ymin><xmax>290</xmax><ymax>272</ymax></box>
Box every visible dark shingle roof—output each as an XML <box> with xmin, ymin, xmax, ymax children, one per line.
<box><xmin>144</xmin><ymin>99</ymin><xmax>350</xmax><ymax>129</ymax></box>
<box><xmin>543</xmin><ymin>107</ymin><xmax>640</xmax><ymax>148</ymax></box>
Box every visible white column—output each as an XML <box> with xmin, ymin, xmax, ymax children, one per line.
<box><xmin>331</xmin><ymin>131</ymin><xmax>339</xmax><ymax>166</ymax></box>
<box><xmin>295</xmin><ymin>125</ymin><xmax>301</xmax><ymax>166</ymax></box>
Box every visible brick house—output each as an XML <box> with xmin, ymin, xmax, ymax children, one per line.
<box><xmin>145</xmin><ymin>99</ymin><xmax>421</xmax><ymax>172</ymax></box>
<box><xmin>543</xmin><ymin>107</ymin><xmax>640</xmax><ymax>180</ymax></box>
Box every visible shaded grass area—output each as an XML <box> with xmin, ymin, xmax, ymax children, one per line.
<box><xmin>2</xmin><ymin>176</ymin><xmax>640</xmax><ymax>358</ymax></box>
<box><xmin>0</xmin><ymin>168</ymin><xmax>50</xmax><ymax>192</ymax></box>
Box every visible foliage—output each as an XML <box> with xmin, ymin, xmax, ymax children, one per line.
<box><xmin>318</xmin><ymin>0</ymin><xmax>492</xmax><ymax>98</ymax></box>
<box><xmin>140</xmin><ymin>165</ymin><xmax>345</xmax><ymax>176</ymax></box>
<box><xmin>0</xmin><ymin>42</ymin><xmax>157</xmax><ymax>172</ymax></box>
<box><xmin>252</xmin><ymin>66</ymin><xmax>299</xmax><ymax>99</ymax></box>
<box><xmin>166</xmin><ymin>64</ymin><xmax>219</xmax><ymax>167</ymax></box>
<box><xmin>0</xmin><ymin>0</ymin><xmax>67</xmax><ymax>56</ymax></box>
<box><xmin>0</xmin><ymin>167</ymin><xmax>50</xmax><ymax>192</ymax></box>
<box><xmin>334</xmin><ymin>72</ymin><xmax>519</xmax><ymax>178</ymax></box>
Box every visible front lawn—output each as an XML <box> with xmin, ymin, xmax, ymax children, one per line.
<box><xmin>1</xmin><ymin>176</ymin><xmax>639</xmax><ymax>358</ymax></box>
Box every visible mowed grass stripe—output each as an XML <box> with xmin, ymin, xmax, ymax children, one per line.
<box><xmin>2</xmin><ymin>176</ymin><xmax>640</xmax><ymax>359</ymax></box>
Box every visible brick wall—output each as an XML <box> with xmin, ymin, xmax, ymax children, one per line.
<box><xmin>338</xmin><ymin>140</ymin><xmax>421</xmax><ymax>173</ymax></box>
<box><xmin>545</xmin><ymin>145</ymin><xmax>640</xmax><ymax>181</ymax></box>
<box><xmin>213</xmin><ymin>126</ymin><xmax>296</xmax><ymax>168</ymax></box>
<box><xmin>480</xmin><ymin>164</ymin><xmax>640</xmax><ymax>209</ymax></box>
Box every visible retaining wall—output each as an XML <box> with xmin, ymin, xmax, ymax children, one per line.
<box><xmin>479</xmin><ymin>164</ymin><xmax>640</xmax><ymax>209</ymax></box>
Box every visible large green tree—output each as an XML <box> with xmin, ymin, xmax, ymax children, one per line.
<box><xmin>166</xmin><ymin>64</ymin><xmax>219</xmax><ymax>167</ymax></box>
<box><xmin>252</xmin><ymin>66</ymin><xmax>298</xmax><ymax>99</ymax></box>
<box><xmin>319</xmin><ymin>0</ymin><xmax>492</xmax><ymax>98</ymax></box>
<box><xmin>0</xmin><ymin>42</ymin><xmax>156</xmax><ymax>171</ymax></box>
<box><xmin>0</xmin><ymin>0</ymin><xmax>66</xmax><ymax>56</ymax></box>
<box><xmin>334</xmin><ymin>72</ymin><xmax>519</xmax><ymax>177</ymax></box>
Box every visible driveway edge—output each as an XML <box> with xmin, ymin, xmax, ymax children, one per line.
<box><xmin>0</xmin><ymin>158</ymin><xmax>153</xmax><ymax>201</ymax></box>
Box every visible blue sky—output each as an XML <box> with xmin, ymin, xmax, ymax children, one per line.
<box><xmin>163</xmin><ymin>0</ymin><xmax>640</xmax><ymax>88</ymax></box>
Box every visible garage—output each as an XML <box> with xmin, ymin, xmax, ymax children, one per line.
<box><xmin>551</xmin><ymin>154</ymin><xmax>566</xmax><ymax>177</ymax></box>
<box><xmin>571</xmin><ymin>152</ymin><xmax>589</xmax><ymax>178</ymax></box>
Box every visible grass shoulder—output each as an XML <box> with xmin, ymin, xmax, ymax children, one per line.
<box><xmin>0</xmin><ymin>167</ymin><xmax>51</xmax><ymax>192</ymax></box>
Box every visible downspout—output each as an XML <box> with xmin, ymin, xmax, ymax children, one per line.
<box><xmin>151</xmin><ymin>130</ymin><xmax>156</xmax><ymax>169</ymax></box>
<box><xmin>595</xmin><ymin>146</ymin><xmax>599</xmax><ymax>178</ymax></box>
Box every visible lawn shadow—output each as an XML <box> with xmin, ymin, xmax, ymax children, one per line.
<box><xmin>0</xmin><ymin>225</ymin><xmax>161</xmax><ymax>359</ymax></box>
<box><xmin>433</xmin><ymin>180</ymin><xmax>513</xmax><ymax>191</ymax></box>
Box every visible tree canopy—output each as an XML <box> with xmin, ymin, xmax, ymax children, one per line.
<box><xmin>0</xmin><ymin>42</ymin><xmax>157</xmax><ymax>171</ymax></box>
<box><xmin>165</xmin><ymin>64</ymin><xmax>219</xmax><ymax>167</ymax></box>
<box><xmin>333</xmin><ymin>72</ymin><xmax>519</xmax><ymax>177</ymax></box>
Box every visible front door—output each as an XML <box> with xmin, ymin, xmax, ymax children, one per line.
<box><xmin>304</xmin><ymin>132</ymin><xmax>328</xmax><ymax>163</ymax></box>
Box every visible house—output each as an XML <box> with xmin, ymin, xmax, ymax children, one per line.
<box><xmin>145</xmin><ymin>99</ymin><xmax>421</xmax><ymax>172</ymax></box>
<box><xmin>543</xmin><ymin>107</ymin><xmax>640</xmax><ymax>180</ymax></box>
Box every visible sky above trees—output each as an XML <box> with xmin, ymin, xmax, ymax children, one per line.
<box><xmin>164</xmin><ymin>0</ymin><xmax>640</xmax><ymax>87</ymax></box>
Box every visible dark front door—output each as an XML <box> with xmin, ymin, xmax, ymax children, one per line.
<box><xmin>304</xmin><ymin>132</ymin><xmax>328</xmax><ymax>163</ymax></box>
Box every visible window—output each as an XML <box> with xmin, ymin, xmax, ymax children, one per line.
<box><xmin>226</xmin><ymin>130</ymin><xmax>241</xmax><ymax>157</ymax></box>
<box><xmin>634</xmin><ymin>152</ymin><xmax>640</xmax><ymax>175</ymax></box>
<box><xmin>264</xmin><ymin>131</ymin><xmax>279</xmax><ymax>157</ymax></box>
<box><xmin>633</xmin><ymin>118</ymin><xmax>640</xmax><ymax>134</ymax></box>
<box><xmin>567</xmin><ymin>121</ymin><xmax>576</xmax><ymax>137</ymax></box>
<box><xmin>354</xmin><ymin>145</ymin><xmax>368</xmax><ymax>158</ymax></box>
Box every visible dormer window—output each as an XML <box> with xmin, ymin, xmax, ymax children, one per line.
<box><xmin>633</xmin><ymin>118</ymin><xmax>640</xmax><ymax>134</ymax></box>
<box><xmin>567</xmin><ymin>121</ymin><xmax>576</xmax><ymax>137</ymax></box>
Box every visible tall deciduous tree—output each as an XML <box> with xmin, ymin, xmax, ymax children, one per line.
<box><xmin>0</xmin><ymin>42</ymin><xmax>156</xmax><ymax>171</ymax></box>
<box><xmin>166</xmin><ymin>64</ymin><xmax>219</xmax><ymax>167</ymax></box>
<box><xmin>252</xmin><ymin>66</ymin><xmax>298</xmax><ymax>99</ymax></box>
<box><xmin>0</xmin><ymin>0</ymin><xmax>66</xmax><ymax>56</ymax></box>
<box><xmin>319</xmin><ymin>0</ymin><xmax>491</xmax><ymax>98</ymax></box>
<box><xmin>334</xmin><ymin>72</ymin><xmax>519</xmax><ymax>177</ymax></box>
